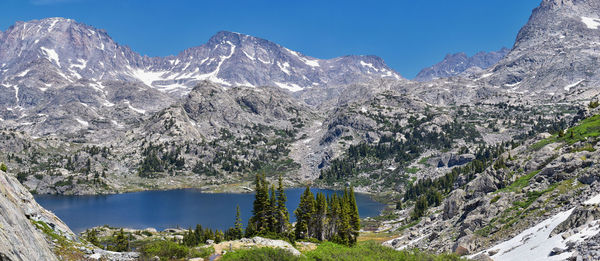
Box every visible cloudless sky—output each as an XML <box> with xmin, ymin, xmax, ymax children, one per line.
<box><xmin>0</xmin><ymin>0</ymin><xmax>541</xmax><ymax>78</ymax></box>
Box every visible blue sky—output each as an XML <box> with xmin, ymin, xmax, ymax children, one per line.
<box><xmin>0</xmin><ymin>0</ymin><xmax>541</xmax><ymax>78</ymax></box>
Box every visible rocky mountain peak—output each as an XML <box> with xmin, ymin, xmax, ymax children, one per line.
<box><xmin>414</xmin><ymin>48</ymin><xmax>508</xmax><ymax>81</ymax></box>
<box><xmin>540</xmin><ymin>0</ymin><xmax>577</xmax><ymax>8</ymax></box>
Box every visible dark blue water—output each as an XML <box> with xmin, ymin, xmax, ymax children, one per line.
<box><xmin>35</xmin><ymin>188</ymin><xmax>385</xmax><ymax>233</ymax></box>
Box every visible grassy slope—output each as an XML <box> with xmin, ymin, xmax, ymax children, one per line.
<box><xmin>221</xmin><ymin>241</ymin><xmax>463</xmax><ymax>261</ymax></box>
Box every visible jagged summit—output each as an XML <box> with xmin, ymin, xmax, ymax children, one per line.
<box><xmin>480</xmin><ymin>0</ymin><xmax>600</xmax><ymax>97</ymax></box>
<box><xmin>414</xmin><ymin>47</ymin><xmax>509</xmax><ymax>82</ymax></box>
<box><xmin>0</xmin><ymin>18</ymin><xmax>403</xmax><ymax>97</ymax></box>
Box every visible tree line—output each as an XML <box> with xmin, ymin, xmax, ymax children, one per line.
<box><xmin>246</xmin><ymin>173</ymin><xmax>361</xmax><ymax>246</ymax></box>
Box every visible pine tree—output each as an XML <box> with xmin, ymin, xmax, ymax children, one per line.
<box><xmin>113</xmin><ymin>228</ymin><xmax>129</xmax><ymax>252</ymax></box>
<box><xmin>327</xmin><ymin>193</ymin><xmax>340</xmax><ymax>241</ymax></box>
<box><xmin>182</xmin><ymin>228</ymin><xmax>198</xmax><ymax>246</ymax></box>
<box><xmin>249</xmin><ymin>173</ymin><xmax>270</xmax><ymax>235</ymax></box>
<box><xmin>194</xmin><ymin>224</ymin><xmax>204</xmax><ymax>243</ymax></box>
<box><xmin>294</xmin><ymin>186</ymin><xmax>315</xmax><ymax>239</ymax></box>
<box><xmin>276</xmin><ymin>174</ymin><xmax>290</xmax><ymax>235</ymax></box>
<box><xmin>233</xmin><ymin>205</ymin><xmax>243</xmax><ymax>239</ymax></box>
<box><xmin>411</xmin><ymin>195</ymin><xmax>429</xmax><ymax>220</ymax></box>
<box><xmin>314</xmin><ymin>192</ymin><xmax>328</xmax><ymax>241</ymax></box>
<box><xmin>348</xmin><ymin>187</ymin><xmax>360</xmax><ymax>245</ymax></box>
<box><xmin>268</xmin><ymin>185</ymin><xmax>278</xmax><ymax>233</ymax></box>
<box><xmin>259</xmin><ymin>174</ymin><xmax>271</xmax><ymax>233</ymax></box>
<box><xmin>215</xmin><ymin>229</ymin><xmax>224</xmax><ymax>243</ymax></box>
<box><xmin>336</xmin><ymin>191</ymin><xmax>352</xmax><ymax>245</ymax></box>
<box><xmin>86</xmin><ymin>229</ymin><xmax>101</xmax><ymax>248</ymax></box>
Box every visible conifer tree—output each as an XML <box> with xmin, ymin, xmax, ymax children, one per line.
<box><xmin>269</xmin><ymin>185</ymin><xmax>278</xmax><ymax>233</ymax></box>
<box><xmin>294</xmin><ymin>186</ymin><xmax>315</xmax><ymax>239</ymax></box>
<box><xmin>249</xmin><ymin>173</ymin><xmax>270</xmax><ymax>235</ymax></box>
<box><xmin>276</xmin><ymin>174</ymin><xmax>290</xmax><ymax>235</ymax></box>
<box><xmin>234</xmin><ymin>204</ymin><xmax>243</xmax><ymax>239</ymax></box>
<box><xmin>411</xmin><ymin>195</ymin><xmax>429</xmax><ymax>220</ymax></box>
<box><xmin>335</xmin><ymin>189</ymin><xmax>352</xmax><ymax>245</ymax></box>
<box><xmin>182</xmin><ymin>228</ymin><xmax>198</xmax><ymax>246</ymax></box>
<box><xmin>194</xmin><ymin>224</ymin><xmax>204</xmax><ymax>243</ymax></box>
<box><xmin>113</xmin><ymin>228</ymin><xmax>129</xmax><ymax>252</ymax></box>
<box><xmin>314</xmin><ymin>192</ymin><xmax>328</xmax><ymax>241</ymax></box>
<box><xmin>215</xmin><ymin>229</ymin><xmax>224</xmax><ymax>243</ymax></box>
<box><xmin>348</xmin><ymin>187</ymin><xmax>360</xmax><ymax>245</ymax></box>
<box><xmin>86</xmin><ymin>229</ymin><xmax>101</xmax><ymax>248</ymax></box>
<box><xmin>327</xmin><ymin>193</ymin><xmax>340</xmax><ymax>241</ymax></box>
<box><xmin>259</xmin><ymin>174</ymin><xmax>270</xmax><ymax>233</ymax></box>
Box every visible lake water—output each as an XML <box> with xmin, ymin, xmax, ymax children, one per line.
<box><xmin>35</xmin><ymin>188</ymin><xmax>386</xmax><ymax>233</ymax></box>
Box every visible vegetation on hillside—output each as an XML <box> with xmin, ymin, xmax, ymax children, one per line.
<box><xmin>221</xmin><ymin>241</ymin><xmax>464</xmax><ymax>261</ymax></box>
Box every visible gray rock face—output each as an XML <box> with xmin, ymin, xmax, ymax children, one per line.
<box><xmin>0</xmin><ymin>169</ymin><xmax>75</xmax><ymax>260</ymax></box>
<box><xmin>443</xmin><ymin>189</ymin><xmax>466</xmax><ymax>220</ymax></box>
<box><xmin>552</xmin><ymin>205</ymin><xmax>600</xmax><ymax>236</ymax></box>
<box><xmin>415</xmin><ymin>48</ymin><xmax>509</xmax><ymax>81</ymax></box>
<box><xmin>484</xmin><ymin>0</ymin><xmax>600</xmax><ymax>97</ymax></box>
<box><xmin>437</xmin><ymin>153</ymin><xmax>476</xmax><ymax>168</ymax></box>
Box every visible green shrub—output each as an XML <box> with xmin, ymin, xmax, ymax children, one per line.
<box><xmin>139</xmin><ymin>240</ymin><xmax>189</xmax><ymax>261</ymax></box>
<box><xmin>305</xmin><ymin>241</ymin><xmax>464</xmax><ymax>261</ymax></box>
<box><xmin>221</xmin><ymin>247</ymin><xmax>300</xmax><ymax>261</ymax></box>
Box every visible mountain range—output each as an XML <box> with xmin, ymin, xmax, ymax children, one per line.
<box><xmin>3</xmin><ymin>0</ymin><xmax>600</xmax><ymax>260</ymax></box>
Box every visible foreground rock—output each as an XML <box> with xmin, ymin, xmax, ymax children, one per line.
<box><xmin>0</xmin><ymin>169</ymin><xmax>72</xmax><ymax>260</ymax></box>
<box><xmin>211</xmin><ymin>236</ymin><xmax>302</xmax><ymax>257</ymax></box>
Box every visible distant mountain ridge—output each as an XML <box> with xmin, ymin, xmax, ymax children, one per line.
<box><xmin>0</xmin><ymin>18</ymin><xmax>402</xmax><ymax>96</ymax></box>
<box><xmin>414</xmin><ymin>47</ymin><xmax>509</xmax><ymax>81</ymax></box>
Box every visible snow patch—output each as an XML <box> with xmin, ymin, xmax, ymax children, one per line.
<box><xmin>40</xmin><ymin>47</ymin><xmax>60</xmax><ymax>67</ymax></box>
<box><xmin>278</xmin><ymin>61</ymin><xmax>291</xmax><ymax>75</ymax></box>
<box><xmin>287</xmin><ymin>48</ymin><xmax>319</xmax><ymax>67</ymax></box>
<box><xmin>124</xmin><ymin>100</ymin><xmax>146</xmax><ymax>114</ymax></box>
<box><xmin>129</xmin><ymin>67</ymin><xmax>168</xmax><ymax>87</ymax></box>
<box><xmin>581</xmin><ymin>17</ymin><xmax>600</xmax><ymax>30</ymax></box>
<box><xmin>75</xmin><ymin>118</ymin><xmax>89</xmax><ymax>127</ymax></box>
<box><xmin>16</xmin><ymin>69</ymin><xmax>30</xmax><ymax>77</ymax></box>
<box><xmin>504</xmin><ymin>81</ymin><xmax>521</xmax><ymax>87</ymax></box>
<box><xmin>360</xmin><ymin>61</ymin><xmax>377</xmax><ymax>71</ymax></box>
<box><xmin>242</xmin><ymin>50</ymin><xmax>255</xmax><ymax>61</ymax></box>
<box><xmin>480</xmin><ymin>73</ymin><xmax>493</xmax><ymax>79</ymax></box>
<box><xmin>584</xmin><ymin>193</ymin><xmax>600</xmax><ymax>205</ymax></box>
<box><xmin>472</xmin><ymin>208</ymin><xmax>576</xmax><ymax>261</ymax></box>
<box><xmin>70</xmin><ymin>59</ymin><xmax>87</xmax><ymax>70</ymax></box>
<box><xmin>273</xmin><ymin>81</ymin><xmax>303</xmax><ymax>92</ymax></box>
<box><xmin>47</xmin><ymin>19</ymin><xmax>59</xmax><ymax>32</ymax></box>
<box><xmin>564</xmin><ymin>80</ymin><xmax>584</xmax><ymax>91</ymax></box>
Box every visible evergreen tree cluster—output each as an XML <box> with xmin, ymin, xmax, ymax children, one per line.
<box><xmin>246</xmin><ymin>174</ymin><xmax>291</xmax><ymax>238</ymax></box>
<box><xmin>182</xmin><ymin>224</ymin><xmax>225</xmax><ymax>246</ymax></box>
<box><xmin>109</xmin><ymin>228</ymin><xmax>130</xmax><ymax>252</ymax></box>
<box><xmin>319</xmin><ymin>118</ymin><xmax>481</xmax><ymax>183</ymax></box>
<box><xmin>138</xmin><ymin>142</ymin><xmax>185</xmax><ymax>178</ymax></box>
<box><xmin>245</xmin><ymin>173</ymin><xmax>360</xmax><ymax>246</ymax></box>
<box><xmin>294</xmin><ymin>186</ymin><xmax>360</xmax><ymax>246</ymax></box>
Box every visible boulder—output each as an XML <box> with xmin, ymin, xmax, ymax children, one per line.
<box><xmin>466</xmin><ymin>174</ymin><xmax>497</xmax><ymax>194</ymax></box>
<box><xmin>443</xmin><ymin>189</ymin><xmax>466</xmax><ymax>219</ymax></box>
<box><xmin>448</xmin><ymin>154</ymin><xmax>476</xmax><ymax>167</ymax></box>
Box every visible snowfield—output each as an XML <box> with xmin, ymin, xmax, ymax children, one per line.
<box><xmin>473</xmin><ymin>193</ymin><xmax>600</xmax><ymax>261</ymax></box>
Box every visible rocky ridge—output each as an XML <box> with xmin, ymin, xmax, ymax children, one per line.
<box><xmin>414</xmin><ymin>47</ymin><xmax>509</xmax><ymax>82</ymax></box>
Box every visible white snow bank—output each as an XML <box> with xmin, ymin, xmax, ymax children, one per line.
<box><xmin>564</xmin><ymin>80</ymin><xmax>583</xmax><ymax>91</ymax></box>
<box><xmin>472</xmin><ymin>208</ymin><xmax>575</xmax><ymax>261</ymax></box>
<box><xmin>582</xmin><ymin>17</ymin><xmax>600</xmax><ymax>30</ymax></box>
